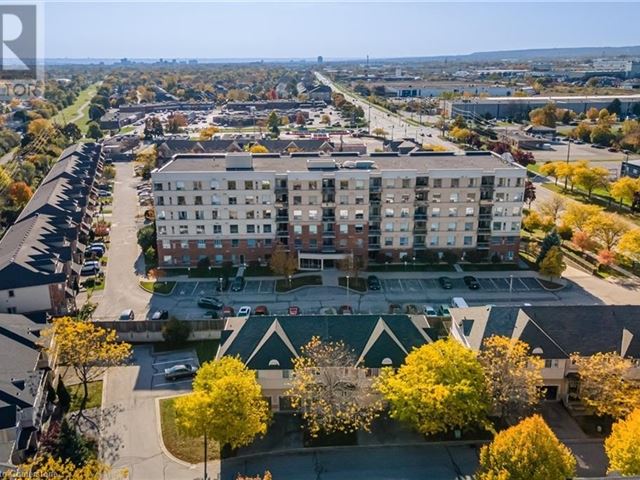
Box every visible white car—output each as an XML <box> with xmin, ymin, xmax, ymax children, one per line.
<box><xmin>423</xmin><ymin>305</ymin><xmax>437</xmax><ymax>316</ymax></box>
<box><xmin>237</xmin><ymin>306</ymin><xmax>251</xmax><ymax>317</ymax></box>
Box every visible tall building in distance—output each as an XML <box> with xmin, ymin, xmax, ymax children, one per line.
<box><xmin>317</xmin><ymin>55</ymin><xmax>323</xmax><ymax>64</ymax></box>
<box><xmin>151</xmin><ymin>152</ymin><xmax>526</xmax><ymax>270</ymax></box>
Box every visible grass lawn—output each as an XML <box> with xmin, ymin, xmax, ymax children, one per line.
<box><xmin>367</xmin><ymin>263</ymin><xmax>455</xmax><ymax>272</ymax></box>
<box><xmin>243</xmin><ymin>264</ymin><xmax>276</xmax><ymax>277</ymax></box>
<box><xmin>119</xmin><ymin>125</ymin><xmax>136</xmax><ymax>134</ymax></box>
<box><xmin>139</xmin><ymin>280</ymin><xmax>176</xmax><ymax>294</ymax></box>
<box><xmin>461</xmin><ymin>263</ymin><xmax>527</xmax><ymax>272</ymax></box>
<box><xmin>82</xmin><ymin>276</ymin><xmax>105</xmax><ymax>292</ymax></box>
<box><xmin>68</xmin><ymin>381</ymin><xmax>103</xmax><ymax>412</ymax></box>
<box><xmin>51</xmin><ymin>82</ymin><xmax>99</xmax><ymax>132</ymax></box>
<box><xmin>276</xmin><ymin>275</ymin><xmax>322</xmax><ymax>292</ymax></box>
<box><xmin>338</xmin><ymin>276</ymin><xmax>367</xmax><ymax>292</ymax></box>
<box><xmin>153</xmin><ymin>340</ymin><xmax>220</xmax><ymax>364</ymax></box>
<box><xmin>161</xmin><ymin>266</ymin><xmax>237</xmax><ymax>278</ymax></box>
<box><xmin>159</xmin><ymin>397</ymin><xmax>220</xmax><ymax>464</ymax></box>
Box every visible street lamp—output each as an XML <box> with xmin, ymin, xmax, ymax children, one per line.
<box><xmin>412</xmin><ymin>256</ymin><xmax>416</xmax><ymax>271</ymax></box>
<box><xmin>218</xmin><ymin>276</ymin><xmax>223</xmax><ymax>293</ymax></box>
<box><xmin>288</xmin><ymin>275</ymin><xmax>292</xmax><ymax>289</ymax></box>
<box><xmin>509</xmin><ymin>274</ymin><xmax>514</xmax><ymax>300</ymax></box>
<box><xmin>346</xmin><ymin>275</ymin><xmax>350</xmax><ymax>306</ymax></box>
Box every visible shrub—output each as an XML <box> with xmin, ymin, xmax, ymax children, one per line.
<box><xmin>162</xmin><ymin>318</ymin><xmax>192</xmax><ymax>346</ymax></box>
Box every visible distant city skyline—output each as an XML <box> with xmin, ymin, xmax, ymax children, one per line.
<box><xmin>44</xmin><ymin>2</ymin><xmax>640</xmax><ymax>60</ymax></box>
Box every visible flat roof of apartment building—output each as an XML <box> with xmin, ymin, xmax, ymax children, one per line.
<box><xmin>155</xmin><ymin>151</ymin><xmax>522</xmax><ymax>174</ymax></box>
<box><xmin>447</xmin><ymin>94</ymin><xmax>640</xmax><ymax>104</ymax></box>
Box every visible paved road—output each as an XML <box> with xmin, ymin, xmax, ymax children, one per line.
<box><xmin>315</xmin><ymin>72</ymin><xmax>459</xmax><ymax>150</ymax></box>
<box><xmin>101</xmin><ymin>345</ymin><xmax>218</xmax><ymax>480</ymax></box>
<box><xmin>93</xmin><ymin>162</ymin><xmax>151</xmax><ymax>321</ymax></box>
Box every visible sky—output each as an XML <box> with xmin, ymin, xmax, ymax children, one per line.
<box><xmin>43</xmin><ymin>1</ymin><xmax>640</xmax><ymax>60</ymax></box>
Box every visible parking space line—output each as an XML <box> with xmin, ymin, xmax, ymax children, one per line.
<box><xmin>152</xmin><ymin>357</ymin><xmax>197</xmax><ymax>366</ymax></box>
<box><xmin>516</xmin><ymin>278</ymin><xmax>530</xmax><ymax>291</ymax></box>
<box><xmin>154</xmin><ymin>379</ymin><xmax>194</xmax><ymax>388</ymax></box>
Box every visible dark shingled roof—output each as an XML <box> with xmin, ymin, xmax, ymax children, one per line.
<box><xmin>222</xmin><ymin>314</ymin><xmax>431</xmax><ymax>370</ymax></box>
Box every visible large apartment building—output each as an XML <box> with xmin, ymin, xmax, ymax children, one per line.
<box><xmin>151</xmin><ymin>151</ymin><xmax>526</xmax><ymax>269</ymax></box>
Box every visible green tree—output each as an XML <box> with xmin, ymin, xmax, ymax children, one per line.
<box><xmin>610</xmin><ymin>177</ymin><xmax>640</xmax><ymax>208</ymax></box>
<box><xmin>162</xmin><ymin>317</ymin><xmax>192</xmax><ymax>346</ymax></box>
<box><xmin>535</xmin><ymin>230</ymin><xmax>561</xmax><ymax>265</ymax></box>
<box><xmin>88</xmin><ymin>104</ymin><xmax>105</xmax><ymax>122</ymax></box>
<box><xmin>539</xmin><ymin>246</ymin><xmax>566</xmax><ymax>280</ymax></box>
<box><xmin>375</xmin><ymin>339</ymin><xmax>490</xmax><ymax>435</ymax></box>
<box><xmin>572</xmin><ymin>165</ymin><xmax>610</xmax><ymax>198</ymax></box>
<box><xmin>137</xmin><ymin>223</ymin><xmax>157</xmax><ymax>252</ymax></box>
<box><xmin>607</xmin><ymin>98</ymin><xmax>622</xmax><ymax>116</ymax></box>
<box><xmin>477</xmin><ymin>415</ymin><xmax>576</xmax><ymax>480</ymax></box>
<box><xmin>62</xmin><ymin>122</ymin><xmax>82</xmax><ymax>142</ymax></box>
<box><xmin>86</xmin><ymin>122</ymin><xmax>103</xmax><ymax>140</ymax></box>
<box><xmin>590</xmin><ymin>124</ymin><xmax>614</xmax><ymax>146</ymax></box>
<box><xmin>269</xmin><ymin>243</ymin><xmax>297</xmax><ymax>278</ymax></box>
<box><xmin>267</xmin><ymin>111</ymin><xmax>280</xmax><ymax>136</ymax></box>
<box><xmin>529</xmin><ymin>103</ymin><xmax>557</xmax><ymax>127</ymax></box>
<box><xmin>605</xmin><ymin>408</ymin><xmax>640</xmax><ymax>476</ymax></box>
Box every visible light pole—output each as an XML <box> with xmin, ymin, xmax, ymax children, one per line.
<box><xmin>509</xmin><ymin>274</ymin><xmax>513</xmax><ymax>301</ymax></box>
<box><xmin>346</xmin><ymin>275</ymin><xmax>350</xmax><ymax>306</ymax></box>
<box><xmin>218</xmin><ymin>276</ymin><xmax>223</xmax><ymax>294</ymax></box>
<box><xmin>564</xmin><ymin>139</ymin><xmax>572</xmax><ymax>190</ymax></box>
<box><xmin>288</xmin><ymin>274</ymin><xmax>292</xmax><ymax>289</ymax></box>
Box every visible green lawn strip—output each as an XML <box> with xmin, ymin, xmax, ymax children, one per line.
<box><xmin>52</xmin><ymin>83</ymin><xmax>99</xmax><ymax>131</ymax></box>
<box><xmin>366</xmin><ymin>263</ymin><xmax>455</xmax><ymax>272</ymax></box>
<box><xmin>82</xmin><ymin>276</ymin><xmax>105</xmax><ymax>292</ymax></box>
<box><xmin>139</xmin><ymin>280</ymin><xmax>176</xmax><ymax>294</ymax></box>
<box><xmin>338</xmin><ymin>276</ymin><xmax>367</xmax><ymax>292</ymax></box>
<box><xmin>275</xmin><ymin>275</ymin><xmax>322</xmax><ymax>292</ymax></box>
<box><xmin>243</xmin><ymin>265</ymin><xmax>276</xmax><ymax>277</ymax></box>
<box><xmin>152</xmin><ymin>340</ymin><xmax>220</xmax><ymax>364</ymax></box>
<box><xmin>159</xmin><ymin>397</ymin><xmax>220</xmax><ymax>464</ymax></box>
<box><xmin>460</xmin><ymin>263</ymin><xmax>526</xmax><ymax>272</ymax></box>
<box><xmin>68</xmin><ymin>381</ymin><xmax>103</xmax><ymax>412</ymax></box>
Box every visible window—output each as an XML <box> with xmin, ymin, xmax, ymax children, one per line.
<box><xmin>449</xmin><ymin>193</ymin><xmax>459</xmax><ymax>203</ymax></box>
<box><xmin>194</xmin><ymin>196</ymin><xmax>203</xmax><ymax>205</ymax></box>
<box><xmin>309</xmin><ymin>196</ymin><xmax>318</xmax><ymax>205</ymax></box>
<box><xmin>448</xmin><ymin>207</ymin><xmax>457</xmax><ymax>217</ymax></box>
<box><xmin>511</xmin><ymin>221</ymin><xmax>520</xmax><ymax>231</ymax></box>
<box><xmin>244</xmin><ymin>180</ymin><xmax>254</xmax><ymax>190</ymax></box>
<box><xmin>228</xmin><ymin>180</ymin><xmax>236</xmax><ymax>190</ymax></box>
<box><xmin>339</xmin><ymin>195</ymin><xmax>348</xmax><ymax>205</ymax></box>
<box><xmin>210</xmin><ymin>180</ymin><xmax>219</xmax><ymax>190</ymax></box>
<box><xmin>339</xmin><ymin>209</ymin><xmax>349</xmax><ymax>220</ymax></box>
<box><xmin>385</xmin><ymin>179</ymin><xmax>395</xmax><ymax>188</ymax></box>
<box><xmin>292</xmin><ymin>196</ymin><xmax>302</xmax><ymax>205</ymax></box>
<box><xmin>176</xmin><ymin>181</ymin><xmax>185</xmax><ymax>191</ymax></box>
<box><xmin>178</xmin><ymin>211</ymin><xmax>188</xmax><ymax>220</ymax></box>
<box><xmin>466</xmin><ymin>193</ymin><xmax>476</xmax><ymax>202</ymax></box>
<box><xmin>245</xmin><ymin>196</ymin><xmax>255</xmax><ymax>205</ymax></box>
<box><xmin>355</xmin><ymin>196</ymin><xmax>364</xmax><ymax>205</ymax></box>
<box><xmin>385</xmin><ymin>222</ymin><xmax>393</xmax><ymax>232</ymax></box>
<box><xmin>384</xmin><ymin>208</ymin><xmax>394</xmax><ymax>218</ymax></box>
<box><xmin>429</xmin><ymin>236</ymin><xmax>439</xmax><ymax>246</ymax></box>
<box><xmin>451</xmin><ymin>178</ymin><xmax>459</xmax><ymax>188</ymax></box>
<box><xmin>544</xmin><ymin>359</ymin><xmax>560</xmax><ymax>369</ymax></box>
<box><xmin>464</xmin><ymin>222</ymin><xmax>473</xmax><ymax>231</ymax></box>
<box><xmin>384</xmin><ymin>237</ymin><xmax>393</xmax><ymax>246</ymax></box>
<box><xmin>179</xmin><ymin>225</ymin><xmax>188</xmax><ymax>234</ymax></box>
<box><xmin>401</xmin><ymin>194</ymin><xmax>411</xmax><ymax>203</ymax></box>
<box><xmin>213</xmin><ymin>225</ymin><xmax>222</xmax><ymax>234</ymax></box>
<box><xmin>214</xmin><ymin>239</ymin><xmax>222</xmax><ymax>248</ymax></box>
<box><xmin>430</xmin><ymin>222</ymin><xmax>439</xmax><ymax>231</ymax></box>
<box><xmin>246</xmin><ymin>210</ymin><xmax>255</xmax><ymax>219</ymax></box>
<box><xmin>211</xmin><ymin>194</ymin><xmax>220</xmax><ymax>205</ymax></box>
<box><xmin>162</xmin><ymin>240</ymin><xmax>171</xmax><ymax>249</ymax></box>
<box><xmin>177</xmin><ymin>196</ymin><xmax>186</xmax><ymax>206</ymax></box>
<box><xmin>447</xmin><ymin>235</ymin><xmax>455</xmax><ymax>246</ymax></box>
<box><xmin>447</xmin><ymin>222</ymin><xmax>456</xmax><ymax>231</ymax></box>
<box><xmin>309</xmin><ymin>225</ymin><xmax>317</xmax><ymax>234</ymax></box>
<box><xmin>195</xmin><ymin>210</ymin><xmax>204</xmax><ymax>220</ymax></box>
<box><xmin>432</xmin><ymin>207</ymin><xmax>440</xmax><ymax>217</ymax></box>
<box><xmin>229</xmin><ymin>210</ymin><xmax>238</xmax><ymax>220</ymax></box>
<box><xmin>309</xmin><ymin>210</ymin><xmax>318</xmax><ymax>220</ymax></box>
<box><xmin>385</xmin><ymin>193</ymin><xmax>395</xmax><ymax>203</ymax></box>
<box><xmin>292</xmin><ymin>182</ymin><xmax>302</xmax><ymax>191</ymax></box>
<box><xmin>431</xmin><ymin>193</ymin><xmax>441</xmax><ymax>203</ymax></box>
<box><xmin>293</xmin><ymin>210</ymin><xmax>302</xmax><ymax>220</ymax></box>
<box><xmin>158</xmin><ymin>226</ymin><xmax>167</xmax><ymax>235</ymax></box>
<box><xmin>153</xmin><ymin>182</ymin><xmax>163</xmax><ymax>191</ymax></box>
<box><xmin>211</xmin><ymin>209</ymin><xmax>218</xmax><ymax>219</ymax></box>
<box><xmin>247</xmin><ymin>225</ymin><xmax>256</xmax><ymax>234</ymax></box>
<box><xmin>400</xmin><ymin>208</ymin><xmax>409</xmax><ymax>218</ymax></box>
<box><xmin>355</xmin><ymin>180</ymin><xmax>365</xmax><ymax>190</ymax></box>
<box><xmin>229</xmin><ymin>196</ymin><xmax>237</xmax><ymax>205</ymax></box>
<box><xmin>339</xmin><ymin>224</ymin><xmax>348</xmax><ymax>234</ymax></box>
<box><xmin>264</xmin><ymin>224</ymin><xmax>272</xmax><ymax>233</ymax></box>
<box><xmin>355</xmin><ymin>224</ymin><xmax>364</xmax><ymax>233</ymax></box>
<box><xmin>355</xmin><ymin>210</ymin><xmax>364</xmax><ymax>220</ymax></box>
<box><xmin>340</xmin><ymin>180</ymin><xmax>349</xmax><ymax>190</ymax></box>
<box><xmin>156</xmin><ymin>196</ymin><xmax>164</xmax><ymax>206</ymax></box>
<box><xmin>463</xmin><ymin>236</ymin><xmax>473</xmax><ymax>246</ymax></box>
<box><xmin>399</xmin><ymin>237</ymin><xmax>408</xmax><ymax>246</ymax></box>
<box><xmin>465</xmin><ymin>207</ymin><xmax>475</xmax><ymax>217</ymax></box>
<box><xmin>263</xmin><ymin>209</ymin><xmax>272</xmax><ymax>219</ymax></box>
<box><xmin>163</xmin><ymin>256</ymin><xmax>172</xmax><ymax>264</ymax></box>
<box><xmin>261</xmin><ymin>180</ymin><xmax>271</xmax><ymax>190</ymax></box>
<box><xmin>493</xmin><ymin>222</ymin><xmax>503</xmax><ymax>231</ymax></box>
<box><xmin>197</xmin><ymin>239</ymin><xmax>206</xmax><ymax>248</ymax></box>
<box><xmin>230</xmin><ymin>225</ymin><xmax>239</xmax><ymax>234</ymax></box>
<box><xmin>8</xmin><ymin>290</ymin><xmax>15</xmax><ymax>297</ymax></box>
<box><xmin>308</xmin><ymin>181</ymin><xmax>318</xmax><ymax>190</ymax></box>
<box><xmin>402</xmin><ymin>178</ymin><xmax>411</xmax><ymax>188</ymax></box>
<box><xmin>433</xmin><ymin>178</ymin><xmax>442</xmax><ymax>188</ymax></box>
<box><xmin>196</xmin><ymin>225</ymin><xmax>205</xmax><ymax>234</ymax></box>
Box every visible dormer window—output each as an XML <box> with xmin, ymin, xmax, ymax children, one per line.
<box><xmin>381</xmin><ymin>358</ymin><xmax>393</xmax><ymax>367</ymax></box>
<box><xmin>268</xmin><ymin>359</ymin><xmax>280</xmax><ymax>367</ymax></box>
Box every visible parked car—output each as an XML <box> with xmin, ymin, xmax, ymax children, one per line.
<box><xmin>288</xmin><ymin>305</ymin><xmax>301</xmax><ymax>315</ymax></box>
<box><xmin>81</xmin><ymin>262</ymin><xmax>101</xmax><ymax>276</ymax></box>
<box><xmin>338</xmin><ymin>305</ymin><xmax>353</xmax><ymax>315</ymax></box>
<box><xmin>237</xmin><ymin>306</ymin><xmax>252</xmax><ymax>317</ymax></box>
<box><xmin>98</xmin><ymin>190</ymin><xmax>111</xmax><ymax>198</ymax></box>
<box><xmin>463</xmin><ymin>276</ymin><xmax>480</xmax><ymax>290</ymax></box>
<box><xmin>254</xmin><ymin>305</ymin><xmax>269</xmax><ymax>315</ymax></box>
<box><xmin>367</xmin><ymin>275</ymin><xmax>381</xmax><ymax>291</ymax></box>
<box><xmin>423</xmin><ymin>305</ymin><xmax>438</xmax><ymax>316</ymax></box>
<box><xmin>87</xmin><ymin>247</ymin><xmax>104</xmax><ymax>258</ymax></box>
<box><xmin>230</xmin><ymin>277</ymin><xmax>245</xmax><ymax>292</ymax></box>
<box><xmin>438</xmin><ymin>276</ymin><xmax>453</xmax><ymax>289</ymax></box>
<box><xmin>90</xmin><ymin>242</ymin><xmax>106</xmax><ymax>251</ymax></box>
<box><xmin>164</xmin><ymin>364</ymin><xmax>198</xmax><ymax>381</ymax></box>
<box><xmin>151</xmin><ymin>309</ymin><xmax>169</xmax><ymax>320</ymax></box>
<box><xmin>197</xmin><ymin>296</ymin><xmax>223</xmax><ymax>309</ymax></box>
<box><xmin>222</xmin><ymin>305</ymin><xmax>235</xmax><ymax>317</ymax></box>
<box><xmin>439</xmin><ymin>305</ymin><xmax>451</xmax><ymax>317</ymax></box>
<box><xmin>118</xmin><ymin>309</ymin><xmax>135</xmax><ymax>321</ymax></box>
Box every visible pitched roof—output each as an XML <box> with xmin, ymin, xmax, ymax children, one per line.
<box><xmin>219</xmin><ymin>314</ymin><xmax>432</xmax><ymax>369</ymax></box>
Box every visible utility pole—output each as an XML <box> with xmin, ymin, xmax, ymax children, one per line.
<box><xmin>564</xmin><ymin>139</ymin><xmax>572</xmax><ymax>190</ymax></box>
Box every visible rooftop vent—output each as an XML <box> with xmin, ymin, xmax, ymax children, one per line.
<box><xmin>307</xmin><ymin>159</ymin><xmax>337</xmax><ymax>170</ymax></box>
<box><xmin>225</xmin><ymin>153</ymin><xmax>253</xmax><ymax>170</ymax></box>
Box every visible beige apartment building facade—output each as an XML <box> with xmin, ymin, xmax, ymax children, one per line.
<box><xmin>151</xmin><ymin>152</ymin><xmax>526</xmax><ymax>268</ymax></box>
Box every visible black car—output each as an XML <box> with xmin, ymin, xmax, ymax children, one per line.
<box><xmin>215</xmin><ymin>277</ymin><xmax>229</xmax><ymax>292</ymax></box>
<box><xmin>367</xmin><ymin>275</ymin><xmax>381</xmax><ymax>291</ymax></box>
<box><xmin>463</xmin><ymin>276</ymin><xmax>480</xmax><ymax>290</ymax></box>
<box><xmin>151</xmin><ymin>309</ymin><xmax>169</xmax><ymax>320</ymax></box>
<box><xmin>230</xmin><ymin>277</ymin><xmax>245</xmax><ymax>292</ymax></box>
<box><xmin>197</xmin><ymin>296</ymin><xmax>223</xmax><ymax>309</ymax></box>
<box><xmin>164</xmin><ymin>364</ymin><xmax>198</xmax><ymax>381</ymax></box>
<box><xmin>438</xmin><ymin>276</ymin><xmax>453</xmax><ymax>289</ymax></box>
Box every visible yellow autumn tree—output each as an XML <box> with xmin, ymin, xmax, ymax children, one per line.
<box><xmin>477</xmin><ymin>415</ymin><xmax>576</xmax><ymax>480</ymax></box>
<box><xmin>198</xmin><ymin>125</ymin><xmax>219</xmax><ymax>140</ymax></box>
<box><xmin>571</xmin><ymin>352</ymin><xmax>640</xmax><ymax>418</ymax></box>
<box><xmin>610</xmin><ymin>177</ymin><xmax>640</xmax><ymax>208</ymax></box>
<box><xmin>618</xmin><ymin>229</ymin><xmax>640</xmax><ymax>261</ymax></box>
<box><xmin>5</xmin><ymin>454</ymin><xmax>110</xmax><ymax>480</ymax></box>
<box><xmin>174</xmin><ymin>357</ymin><xmax>269</xmax><ymax>451</ymax></box>
<box><xmin>27</xmin><ymin>118</ymin><xmax>52</xmax><ymax>136</ymax></box>
<box><xmin>248</xmin><ymin>144</ymin><xmax>269</xmax><ymax>153</ymax></box>
<box><xmin>561</xmin><ymin>203</ymin><xmax>603</xmax><ymax>233</ymax></box>
<box><xmin>605</xmin><ymin>408</ymin><xmax>640</xmax><ymax>476</ymax></box>
<box><xmin>478</xmin><ymin>336</ymin><xmax>544</xmax><ymax>423</ymax></box>
<box><xmin>45</xmin><ymin>317</ymin><xmax>131</xmax><ymax>418</ymax></box>
<box><xmin>287</xmin><ymin>336</ymin><xmax>384</xmax><ymax>438</ymax></box>
<box><xmin>375</xmin><ymin>339</ymin><xmax>490</xmax><ymax>435</ymax></box>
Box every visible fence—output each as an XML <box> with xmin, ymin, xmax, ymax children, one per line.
<box><xmin>93</xmin><ymin>319</ymin><xmax>225</xmax><ymax>343</ymax></box>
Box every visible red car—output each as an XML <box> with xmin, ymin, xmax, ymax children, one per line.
<box><xmin>254</xmin><ymin>305</ymin><xmax>269</xmax><ymax>316</ymax></box>
<box><xmin>222</xmin><ymin>305</ymin><xmax>235</xmax><ymax>317</ymax></box>
<box><xmin>288</xmin><ymin>305</ymin><xmax>300</xmax><ymax>316</ymax></box>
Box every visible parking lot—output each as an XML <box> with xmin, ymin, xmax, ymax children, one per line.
<box><xmin>373</xmin><ymin>276</ymin><xmax>542</xmax><ymax>294</ymax></box>
<box><xmin>150</xmin><ymin>350</ymin><xmax>200</xmax><ymax>390</ymax></box>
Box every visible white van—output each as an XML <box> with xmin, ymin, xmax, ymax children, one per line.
<box><xmin>451</xmin><ymin>297</ymin><xmax>469</xmax><ymax>309</ymax></box>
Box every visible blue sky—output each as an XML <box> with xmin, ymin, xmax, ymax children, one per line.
<box><xmin>44</xmin><ymin>2</ymin><xmax>640</xmax><ymax>59</ymax></box>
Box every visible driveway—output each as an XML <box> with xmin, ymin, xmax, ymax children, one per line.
<box><xmin>93</xmin><ymin>162</ymin><xmax>151</xmax><ymax>321</ymax></box>
<box><xmin>100</xmin><ymin>345</ymin><xmax>216</xmax><ymax>480</ymax></box>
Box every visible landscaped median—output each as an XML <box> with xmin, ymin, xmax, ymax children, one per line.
<box><xmin>159</xmin><ymin>396</ymin><xmax>220</xmax><ymax>464</ymax></box>
<box><xmin>139</xmin><ymin>280</ymin><xmax>176</xmax><ymax>295</ymax></box>
<box><xmin>68</xmin><ymin>380</ymin><xmax>103</xmax><ymax>412</ymax></box>
<box><xmin>275</xmin><ymin>275</ymin><xmax>322</xmax><ymax>292</ymax></box>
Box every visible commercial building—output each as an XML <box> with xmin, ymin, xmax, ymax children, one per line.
<box><xmin>449</xmin><ymin>305</ymin><xmax>640</xmax><ymax>408</ymax></box>
<box><xmin>0</xmin><ymin>144</ymin><xmax>103</xmax><ymax>316</ymax></box>
<box><xmin>442</xmin><ymin>94</ymin><xmax>640</xmax><ymax>120</ymax></box>
<box><xmin>216</xmin><ymin>314</ymin><xmax>434</xmax><ymax>411</ymax></box>
<box><xmin>151</xmin><ymin>151</ymin><xmax>525</xmax><ymax>269</ymax></box>
<box><xmin>621</xmin><ymin>159</ymin><xmax>640</xmax><ymax>179</ymax></box>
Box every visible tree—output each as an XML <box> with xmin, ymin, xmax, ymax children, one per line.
<box><xmin>570</xmin><ymin>122</ymin><xmax>593</xmax><ymax>142</ymax></box>
<box><xmin>477</xmin><ymin>415</ymin><xmax>576</xmax><ymax>480</ymax></box>
<box><xmin>372</xmin><ymin>127</ymin><xmax>388</xmax><ymax>137</ymax></box>
<box><xmin>478</xmin><ymin>336</ymin><xmax>544</xmax><ymax>423</ymax></box>
<box><xmin>0</xmin><ymin>165</ymin><xmax>12</xmax><ymax>190</ymax></box>
<box><xmin>449</xmin><ymin>126</ymin><xmax>474</xmax><ymax>143</ymax></box>
<box><xmin>5</xmin><ymin>455</ymin><xmax>109</xmax><ymax>480</ymax></box>
<box><xmin>338</xmin><ymin>254</ymin><xmax>363</xmax><ymax>280</ymax></box>
<box><xmin>536</xmin><ymin>230</ymin><xmax>561</xmax><ymax>265</ymax></box>
<box><xmin>86</xmin><ymin>122</ymin><xmax>103</xmax><ymax>140</ymax></box>
<box><xmin>375</xmin><ymin>339</ymin><xmax>490</xmax><ymax>435</ymax></box>
<box><xmin>523</xmin><ymin>180</ymin><xmax>536</xmax><ymax>207</ymax></box>
<box><xmin>590</xmin><ymin>124</ymin><xmax>615</xmax><ymax>146</ymax></box>
<box><xmin>63</xmin><ymin>122</ymin><xmax>82</xmax><ymax>142</ymax></box>
<box><xmin>27</xmin><ymin>118</ymin><xmax>52</xmax><ymax>136</ymax></box>
<box><xmin>45</xmin><ymin>317</ymin><xmax>131</xmax><ymax>420</ymax></box>
<box><xmin>572</xmin><ymin>165</ymin><xmax>610</xmax><ymax>199</ymax></box>
<box><xmin>40</xmin><ymin>419</ymin><xmax>96</xmax><ymax>468</ymax></box>
<box><xmin>605</xmin><ymin>408</ymin><xmax>640</xmax><ymax>476</ymax></box>
<box><xmin>103</xmin><ymin>165</ymin><xmax>116</xmax><ymax>180</ymax></box>
<box><xmin>561</xmin><ymin>203</ymin><xmax>603</xmax><ymax>233</ymax></box>
<box><xmin>607</xmin><ymin>98</ymin><xmax>622</xmax><ymax>116</ymax></box>
<box><xmin>137</xmin><ymin>223</ymin><xmax>157</xmax><ymax>252</ymax></box>
<box><xmin>269</xmin><ymin>244</ymin><xmax>297</xmax><ymax>278</ymax></box>
<box><xmin>538</xmin><ymin>194</ymin><xmax>565</xmax><ymax>223</ymax></box>
<box><xmin>88</xmin><ymin>103</ymin><xmax>105</xmax><ymax>122</ymax></box>
<box><xmin>162</xmin><ymin>317</ymin><xmax>192</xmax><ymax>346</ymax></box>
<box><xmin>7</xmin><ymin>181</ymin><xmax>33</xmax><ymax>207</ymax></box>
<box><xmin>539</xmin><ymin>246</ymin><xmax>566</xmax><ymax>280</ymax></box>
<box><xmin>587</xmin><ymin>107</ymin><xmax>600</xmax><ymax>121</ymax></box>
<box><xmin>572</xmin><ymin>230</ymin><xmax>595</xmax><ymax>253</ymax></box>
<box><xmin>267</xmin><ymin>111</ymin><xmax>280</xmax><ymax>136</ymax></box>
<box><xmin>320</xmin><ymin>114</ymin><xmax>330</xmax><ymax>124</ymax></box>
<box><xmin>167</xmin><ymin>113</ymin><xmax>187</xmax><ymax>133</ymax></box>
<box><xmin>144</xmin><ymin>116</ymin><xmax>164</xmax><ymax>139</ymax></box>
<box><xmin>571</xmin><ymin>352</ymin><xmax>640</xmax><ymax>418</ymax></box>
<box><xmin>529</xmin><ymin>103</ymin><xmax>557</xmax><ymax>127</ymax></box>
<box><xmin>248</xmin><ymin>144</ymin><xmax>269</xmax><ymax>153</ymax></box>
<box><xmin>287</xmin><ymin>337</ymin><xmax>383</xmax><ymax>437</ymax></box>
<box><xmin>174</xmin><ymin>357</ymin><xmax>269</xmax><ymax>475</ymax></box>
<box><xmin>135</xmin><ymin>145</ymin><xmax>158</xmax><ymax>179</ymax></box>
<box><xmin>618</xmin><ymin>229</ymin><xmax>640</xmax><ymax>261</ymax></box>
<box><xmin>597</xmin><ymin>249</ymin><xmax>616</xmax><ymax>267</ymax></box>
<box><xmin>523</xmin><ymin>211</ymin><xmax>544</xmax><ymax>232</ymax></box>
<box><xmin>198</xmin><ymin>125</ymin><xmax>219</xmax><ymax>140</ymax></box>
<box><xmin>295</xmin><ymin>111</ymin><xmax>306</xmax><ymax>126</ymax></box>
<box><xmin>610</xmin><ymin>177</ymin><xmax>640</xmax><ymax>208</ymax></box>
<box><xmin>451</xmin><ymin>114</ymin><xmax>467</xmax><ymax>129</ymax></box>
<box><xmin>539</xmin><ymin>162</ymin><xmax>560</xmax><ymax>184</ymax></box>
<box><xmin>587</xmin><ymin>213</ymin><xmax>629</xmax><ymax>251</ymax></box>
<box><xmin>555</xmin><ymin>162</ymin><xmax>579</xmax><ymax>191</ymax></box>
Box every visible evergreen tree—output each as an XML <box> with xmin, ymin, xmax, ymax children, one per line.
<box><xmin>536</xmin><ymin>230</ymin><xmax>561</xmax><ymax>265</ymax></box>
